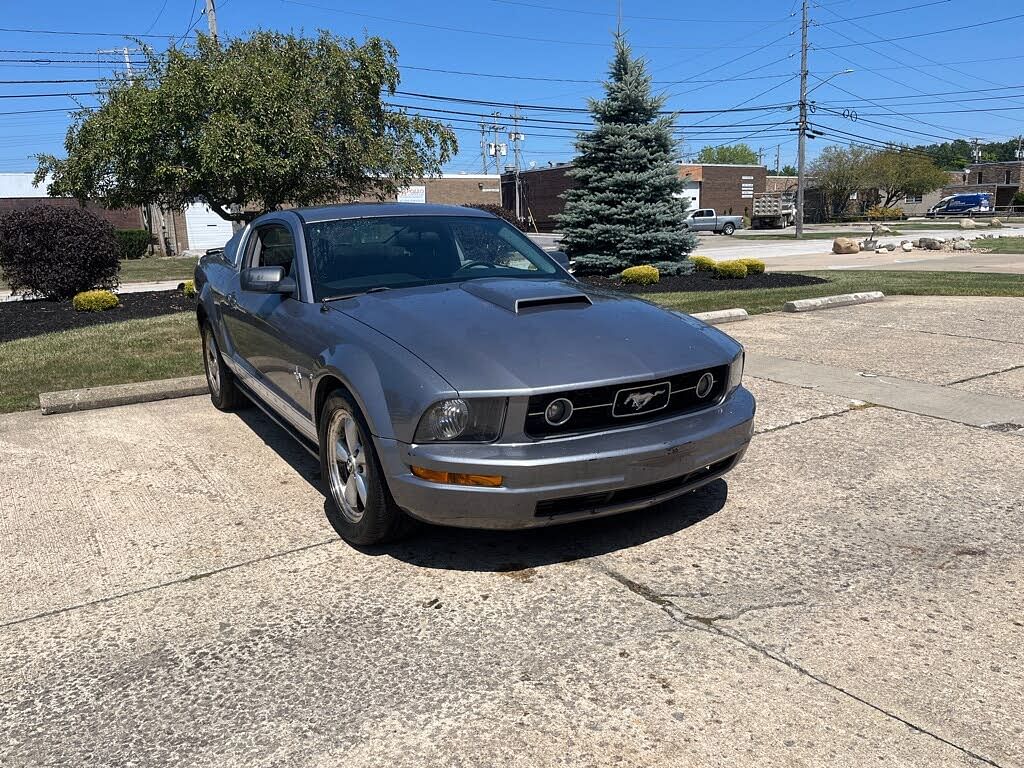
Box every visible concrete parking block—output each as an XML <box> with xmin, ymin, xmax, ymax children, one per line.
<box><xmin>687</xmin><ymin>308</ymin><xmax>749</xmax><ymax>325</ymax></box>
<box><xmin>39</xmin><ymin>375</ymin><xmax>209</xmax><ymax>415</ymax></box>
<box><xmin>783</xmin><ymin>291</ymin><xmax>884</xmax><ymax>312</ymax></box>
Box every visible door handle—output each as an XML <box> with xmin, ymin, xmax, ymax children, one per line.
<box><xmin>226</xmin><ymin>293</ymin><xmax>238</xmax><ymax>308</ymax></box>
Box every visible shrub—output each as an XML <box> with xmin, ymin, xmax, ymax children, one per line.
<box><xmin>620</xmin><ymin>265</ymin><xmax>659</xmax><ymax>285</ymax></box>
<box><xmin>463</xmin><ymin>203</ymin><xmax>523</xmax><ymax>229</ymax></box>
<box><xmin>0</xmin><ymin>205</ymin><xmax>119</xmax><ymax>300</ymax></box>
<box><xmin>866</xmin><ymin>205</ymin><xmax>904</xmax><ymax>221</ymax></box>
<box><xmin>711</xmin><ymin>260</ymin><xmax>748</xmax><ymax>279</ymax></box>
<box><xmin>72</xmin><ymin>289</ymin><xmax>119</xmax><ymax>312</ymax></box>
<box><xmin>737</xmin><ymin>258</ymin><xmax>765</xmax><ymax>275</ymax></box>
<box><xmin>115</xmin><ymin>228</ymin><xmax>152</xmax><ymax>260</ymax></box>
<box><xmin>572</xmin><ymin>253</ymin><xmax>627</xmax><ymax>276</ymax></box>
<box><xmin>691</xmin><ymin>255</ymin><xmax>716</xmax><ymax>272</ymax></box>
<box><xmin>181</xmin><ymin>279</ymin><xmax>197</xmax><ymax>297</ymax></box>
<box><xmin>650</xmin><ymin>259</ymin><xmax>694</xmax><ymax>277</ymax></box>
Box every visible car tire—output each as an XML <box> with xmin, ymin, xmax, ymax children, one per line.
<box><xmin>202</xmin><ymin>323</ymin><xmax>242</xmax><ymax>411</ymax></box>
<box><xmin>319</xmin><ymin>390</ymin><xmax>408</xmax><ymax>546</ymax></box>
<box><xmin>722</xmin><ymin>222</ymin><xmax>736</xmax><ymax>235</ymax></box>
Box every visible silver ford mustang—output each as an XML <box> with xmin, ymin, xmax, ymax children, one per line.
<box><xmin>195</xmin><ymin>204</ymin><xmax>755</xmax><ymax>544</ymax></box>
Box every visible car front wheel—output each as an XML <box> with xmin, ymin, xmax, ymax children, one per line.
<box><xmin>319</xmin><ymin>391</ymin><xmax>407</xmax><ymax>545</ymax></box>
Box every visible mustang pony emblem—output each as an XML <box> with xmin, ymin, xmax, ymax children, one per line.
<box><xmin>624</xmin><ymin>388</ymin><xmax>667</xmax><ymax>411</ymax></box>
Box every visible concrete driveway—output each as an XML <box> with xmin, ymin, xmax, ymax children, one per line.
<box><xmin>1</xmin><ymin>297</ymin><xmax>1022</xmax><ymax>767</ymax></box>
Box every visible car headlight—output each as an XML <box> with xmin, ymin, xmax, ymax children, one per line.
<box><xmin>414</xmin><ymin>398</ymin><xmax>507</xmax><ymax>442</ymax></box>
<box><xmin>727</xmin><ymin>349</ymin><xmax>745</xmax><ymax>394</ymax></box>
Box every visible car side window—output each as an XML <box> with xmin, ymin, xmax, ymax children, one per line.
<box><xmin>248</xmin><ymin>224</ymin><xmax>296</xmax><ymax>276</ymax></box>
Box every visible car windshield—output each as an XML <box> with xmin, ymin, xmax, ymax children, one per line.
<box><xmin>305</xmin><ymin>215</ymin><xmax>560</xmax><ymax>301</ymax></box>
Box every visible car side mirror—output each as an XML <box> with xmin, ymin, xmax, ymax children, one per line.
<box><xmin>549</xmin><ymin>250</ymin><xmax>570</xmax><ymax>269</ymax></box>
<box><xmin>240</xmin><ymin>266</ymin><xmax>297</xmax><ymax>295</ymax></box>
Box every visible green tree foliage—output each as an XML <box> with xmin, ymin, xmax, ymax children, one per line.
<box><xmin>780</xmin><ymin>164</ymin><xmax>798</xmax><ymax>176</ymax></box>
<box><xmin>864</xmin><ymin>148</ymin><xmax>950</xmax><ymax>208</ymax></box>
<box><xmin>808</xmin><ymin>146</ymin><xmax>873</xmax><ymax>220</ymax></box>
<box><xmin>915</xmin><ymin>139</ymin><xmax>1020</xmax><ymax>170</ymax></box>
<box><xmin>557</xmin><ymin>35</ymin><xmax>694</xmax><ymax>273</ymax></box>
<box><xmin>695</xmin><ymin>143</ymin><xmax>760</xmax><ymax>165</ymax></box>
<box><xmin>36</xmin><ymin>31</ymin><xmax>457</xmax><ymax>221</ymax></box>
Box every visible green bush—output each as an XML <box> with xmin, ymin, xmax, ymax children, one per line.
<box><xmin>181</xmin><ymin>279</ymin><xmax>197</xmax><ymax>297</ymax></box>
<box><xmin>0</xmin><ymin>205</ymin><xmax>119</xmax><ymax>299</ymax></box>
<box><xmin>572</xmin><ymin>253</ymin><xmax>627</xmax><ymax>276</ymax></box>
<box><xmin>650</xmin><ymin>259</ymin><xmax>693</xmax><ymax>277</ymax></box>
<box><xmin>737</xmin><ymin>258</ymin><xmax>765</xmax><ymax>275</ymax></box>
<box><xmin>115</xmin><ymin>228</ymin><xmax>152</xmax><ymax>260</ymax></box>
<box><xmin>711</xmin><ymin>260</ymin><xmax>748</xmax><ymax>279</ymax></box>
<box><xmin>72</xmin><ymin>289</ymin><xmax>119</xmax><ymax>312</ymax></box>
<box><xmin>866</xmin><ymin>205</ymin><xmax>904</xmax><ymax>221</ymax></box>
<box><xmin>691</xmin><ymin>255</ymin><xmax>716</xmax><ymax>272</ymax></box>
<box><xmin>620</xmin><ymin>265</ymin><xmax>659</xmax><ymax>285</ymax></box>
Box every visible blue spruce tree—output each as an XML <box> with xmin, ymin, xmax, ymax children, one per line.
<box><xmin>557</xmin><ymin>35</ymin><xmax>695</xmax><ymax>275</ymax></box>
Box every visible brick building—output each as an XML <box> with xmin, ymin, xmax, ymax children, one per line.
<box><xmin>0</xmin><ymin>173</ymin><xmax>144</xmax><ymax>229</ymax></box>
<box><xmin>939</xmin><ymin>161</ymin><xmax>1024</xmax><ymax>210</ymax></box>
<box><xmin>501</xmin><ymin>162</ymin><xmax>768</xmax><ymax>232</ymax></box>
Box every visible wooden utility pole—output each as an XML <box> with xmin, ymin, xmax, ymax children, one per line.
<box><xmin>795</xmin><ymin>0</ymin><xmax>809</xmax><ymax>239</ymax></box>
<box><xmin>205</xmin><ymin>0</ymin><xmax>219</xmax><ymax>44</ymax></box>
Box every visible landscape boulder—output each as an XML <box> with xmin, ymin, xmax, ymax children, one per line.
<box><xmin>960</xmin><ymin>218</ymin><xmax>977</xmax><ymax>229</ymax></box>
<box><xmin>990</xmin><ymin>218</ymin><xmax>1003</xmax><ymax>228</ymax></box>
<box><xmin>832</xmin><ymin>237</ymin><xmax>860</xmax><ymax>254</ymax></box>
<box><xmin>919</xmin><ymin>237</ymin><xmax>943</xmax><ymax>250</ymax></box>
<box><xmin>901</xmin><ymin>241</ymin><xmax>914</xmax><ymax>252</ymax></box>
<box><xmin>885</xmin><ymin>243</ymin><xmax>896</xmax><ymax>252</ymax></box>
<box><xmin>953</xmin><ymin>240</ymin><xmax>972</xmax><ymax>251</ymax></box>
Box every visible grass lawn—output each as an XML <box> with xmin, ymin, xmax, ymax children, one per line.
<box><xmin>0</xmin><ymin>256</ymin><xmax>199</xmax><ymax>290</ymax></box>
<box><xmin>974</xmin><ymin>236</ymin><xmax>1024</xmax><ymax>254</ymax></box>
<box><xmin>2</xmin><ymin>269</ymin><xmax>1024</xmax><ymax>414</ymax></box>
<box><xmin>644</xmin><ymin>270</ymin><xmax>1024</xmax><ymax>316</ymax></box>
<box><xmin>0</xmin><ymin>313</ymin><xmax>201</xmax><ymax>413</ymax></box>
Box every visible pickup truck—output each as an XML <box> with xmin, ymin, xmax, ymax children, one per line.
<box><xmin>682</xmin><ymin>208</ymin><xmax>743</xmax><ymax>235</ymax></box>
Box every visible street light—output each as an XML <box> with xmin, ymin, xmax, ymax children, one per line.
<box><xmin>796</xmin><ymin>69</ymin><xmax>854</xmax><ymax>239</ymax></box>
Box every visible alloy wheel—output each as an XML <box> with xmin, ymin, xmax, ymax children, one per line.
<box><xmin>326</xmin><ymin>409</ymin><xmax>369</xmax><ymax>523</ymax></box>
<box><xmin>204</xmin><ymin>328</ymin><xmax>221</xmax><ymax>397</ymax></box>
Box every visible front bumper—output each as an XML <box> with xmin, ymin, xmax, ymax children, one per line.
<box><xmin>374</xmin><ymin>386</ymin><xmax>756</xmax><ymax>530</ymax></box>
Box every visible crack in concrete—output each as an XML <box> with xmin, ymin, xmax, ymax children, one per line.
<box><xmin>946</xmin><ymin>364</ymin><xmax>1024</xmax><ymax>386</ymax></box>
<box><xmin>755</xmin><ymin>406</ymin><xmax>872</xmax><ymax>436</ymax></box>
<box><xmin>0</xmin><ymin>538</ymin><xmax>339</xmax><ymax>632</ymax></box>
<box><xmin>597</xmin><ymin>564</ymin><xmax>1006</xmax><ymax>768</ymax></box>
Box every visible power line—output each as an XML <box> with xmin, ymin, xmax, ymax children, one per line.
<box><xmin>277</xmin><ymin>0</ymin><xmax>792</xmax><ymax>50</ymax></box>
<box><xmin>816</xmin><ymin>12</ymin><xmax>1024</xmax><ymax>50</ymax></box>
<box><xmin>0</xmin><ymin>26</ymin><xmax>180</xmax><ymax>39</ymax></box>
<box><xmin>815</xmin><ymin>0</ymin><xmax>954</xmax><ymax>24</ymax></box>
<box><xmin>485</xmin><ymin>0</ymin><xmax>784</xmax><ymax>24</ymax></box>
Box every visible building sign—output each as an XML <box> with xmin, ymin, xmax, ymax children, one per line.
<box><xmin>396</xmin><ymin>185</ymin><xmax>426</xmax><ymax>204</ymax></box>
<box><xmin>741</xmin><ymin>183</ymin><xmax>754</xmax><ymax>199</ymax></box>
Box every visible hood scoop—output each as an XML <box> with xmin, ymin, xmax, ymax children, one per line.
<box><xmin>461</xmin><ymin>278</ymin><xmax>592</xmax><ymax>314</ymax></box>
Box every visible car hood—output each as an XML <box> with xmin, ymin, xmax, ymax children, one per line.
<box><xmin>331</xmin><ymin>278</ymin><xmax>738</xmax><ymax>394</ymax></box>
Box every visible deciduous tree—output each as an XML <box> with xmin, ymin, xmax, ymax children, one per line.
<box><xmin>865</xmin><ymin>148</ymin><xmax>949</xmax><ymax>208</ymax></box>
<box><xmin>808</xmin><ymin>146</ymin><xmax>873</xmax><ymax>220</ymax></box>
<box><xmin>695</xmin><ymin>143</ymin><xmax>760</xmax><ymax>165</ymax></box>
<box><xmin>36</xmin><ymin>31</ymin><xmax>457</xmax><ymax>221</ymax></box>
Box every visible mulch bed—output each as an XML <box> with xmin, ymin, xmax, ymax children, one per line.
<box><xmin>0</xmin><ymin>290</ymin><xmax>197</xmax><ymax>343</ymax></box>
<box><xmin>580</xmin><ymin>272</ymin><xmax>829</xmax><ymax>294</ymax></box>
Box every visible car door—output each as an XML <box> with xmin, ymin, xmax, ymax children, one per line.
<box><xmin>690</xmin><ymin>210</ymin><xmax>712</xmax><ymax>231</ymax></box>
<box><xmin>223</xmin><ymin>219</ymin><xmax>317</xmax><ymax>420</ymax></box>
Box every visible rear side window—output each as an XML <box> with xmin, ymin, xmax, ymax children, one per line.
<box><xmin>248</xmin><ymin>224</ymin><xmax>297</xmax><ymax>276</ymax></box>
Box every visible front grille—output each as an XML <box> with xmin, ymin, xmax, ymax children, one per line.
<box><xmin>534</xmin><ymin>455</ymin><xmax>737</xmax><ymax>517</ymax></box>
<box><xmin>525</xmin><ymin>365</ymin><xmax>729</xmax><ymax>438</ymax></box>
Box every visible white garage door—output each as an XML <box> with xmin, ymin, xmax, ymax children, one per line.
<box><xmin>184</xmin><ymin>204</ymin><xmax>234</xmax><ymax>251</ymax></box>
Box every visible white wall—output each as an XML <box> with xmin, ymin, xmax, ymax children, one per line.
<box><xmin>0</xmin><ymin>173</ymin><xmax>52</xmax><ymax>198</ymax></box>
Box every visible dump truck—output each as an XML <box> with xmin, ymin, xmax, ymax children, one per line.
<box><xmin>751</xmin><ymin>192</ymin><xmax>796</xmax><ymax>229</ymax></box>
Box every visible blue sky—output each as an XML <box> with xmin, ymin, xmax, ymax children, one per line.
<box><xmin>1</xmin><ymin>0</ymin><xmax>1022</xmax><ymax>175</ymax></box>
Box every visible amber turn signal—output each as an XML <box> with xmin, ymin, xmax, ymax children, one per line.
<box><xmin>410</xmin><ymin>466</ymin><xmax>503</xmax><ymax>487</ymax></box>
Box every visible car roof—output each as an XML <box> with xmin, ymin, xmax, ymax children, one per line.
<box><xmin>287</xmin><ymin>202</ymin><xmax>496</xmax><ymax>224</ymax></box>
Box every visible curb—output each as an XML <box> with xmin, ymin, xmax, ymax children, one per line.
<box><xmin>689</xmin><ymin>308</ymin><xmax>749</xmax><ymax>325</ymax></box>
<box><xmin>783</xmin><ymin>291</ymin><xmax>885</xmax><ymax>313</ymax></box>
<box><xmin>40</xmin><ymin>376</ymin><xmax>208</xmax><ymax>415</ymax></box>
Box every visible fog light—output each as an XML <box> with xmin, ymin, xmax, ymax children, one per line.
<box><xmin>411</xmin><ymin>466</ymin><xmax>503</xmax><ymax>487</ymax></box>
<box><xmin>544</xmin><ymin>397</ymin><xmax>573</xmax><ymax>426</ymax></box>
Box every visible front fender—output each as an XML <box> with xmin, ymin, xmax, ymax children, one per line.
<box><xmin>312</xmin><ymin>334</ymin><xmax>456</xmax><ymax>443</ymax></box>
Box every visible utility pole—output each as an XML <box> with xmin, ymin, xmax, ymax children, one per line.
<box><xmin>971</xmin><ymin>138</ymin><xmax>982</xmax><ymax>163</ymax></box>
<box><xmin>775</xmin><ymin>145</ymin><xmax>781</xmax><ymax>174</ymax></box>
<box><xmin>479</xmin><ymin>121</ymin><xmax>489</xmax><ymax>174</ymax></box>
<box><xmin>795</xmin><ymin>0</ymin><xmax>810</xmax><ymax>239</ymax></box>
<box><xmin>205</xmin><ymin>0</ymin><xmax>219</xmax><ymax>44</ymax></box>
<box><xmin>1016</xmin><ymin>135</ymin><xmax>1023</xmax><ymax>161</ymax></box>
<box><xmin>122</xmin><ymin>47</ymin><xmax>133</xmax><ymax>74</ymax></box>
<box><xmin>510</xmin><ymin>107</ymin><xmax>526</xmax><ymax>223</ymax></box>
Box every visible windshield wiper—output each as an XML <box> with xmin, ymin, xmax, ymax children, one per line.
<box><xmin>322</xmin><ymin>286</ymin><xmax>391</xmax><ymax>303</ymax></box>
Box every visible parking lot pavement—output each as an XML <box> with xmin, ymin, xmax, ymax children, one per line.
<box><xmin>1</xmin><ymin>297</ymin><xmax>1022</xmax><ymax>767</ymax></box>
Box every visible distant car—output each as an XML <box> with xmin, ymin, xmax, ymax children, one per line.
<box><xmin>926</xmin><ymin>193</ymin><xmax>993</xmax><ymax>217</ymax></box>
<box><xmin>682</xmin><ymin>208</ymin><xmax>743</xmax><ymax>235</ymax></box>
<box><xmin>194</xmin><ymin>204</ymin><xmax>755</xmax><ymax>545</ymax></box>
